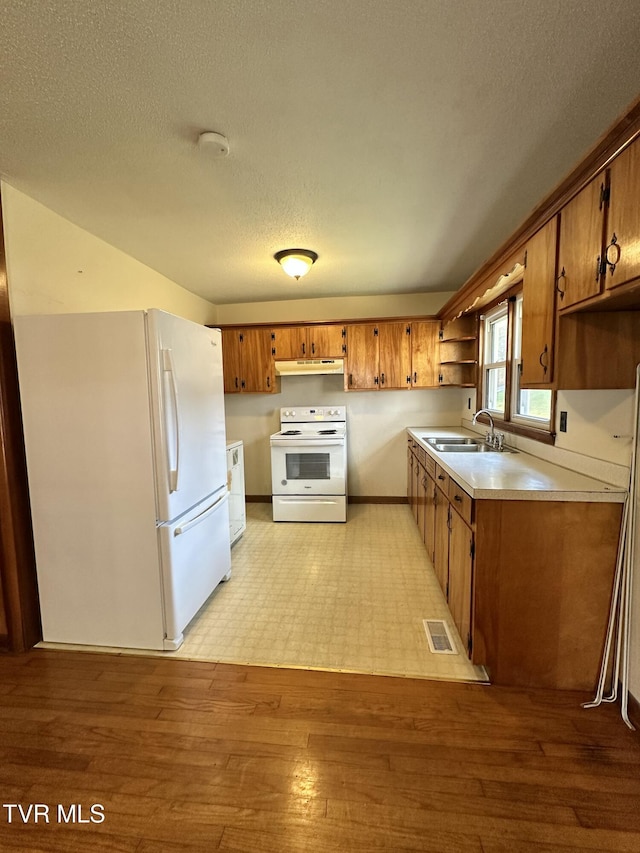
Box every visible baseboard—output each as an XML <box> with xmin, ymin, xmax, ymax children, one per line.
<box><xmin>247</xmin><ymin>495</ymin><xmax>408</xmax><ymax>505</ymax></box>
<box><xmin>348</xmin><ymin>496</ymin><xmax>408</xmax><ymax>504</ymax></box>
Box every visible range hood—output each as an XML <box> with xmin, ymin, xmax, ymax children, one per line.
<box><xmin>275</xmin><ymin>359</ymin><xmax>344</xmax><ymax>376</ymax></box>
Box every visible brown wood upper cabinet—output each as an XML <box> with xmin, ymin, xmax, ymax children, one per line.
<box><xmin>221</xmin><ymin>328</ymin><xmax>277</xmax><ymax>394</ymax></box>
<box><xmin>410</xmin><ymin>320</ymin><xmax>440</xmax><ymax>388</ymax></box>
<box><xmin>557</xmin><ymin>137</ymin><xmax>640</xmax><ymax>311</ymax></box>
<box><xmin>345</xmin><ymin>322</ymin><xmax>411</xmax><ymax>390</ymax></box>
<box><xmin>556</xmin><ymin>173</ymin><xmax>606</xmax><ymax>311</ymax></box>
<box><xmin>272</xmin><ymin>324</ymin><xmax>346</xmax><ymax>359</ymax></box>
<box><xmin>520</xmin><ymin>217</ymin><xmax>558</xmax><ymax>387</ymax></box>
<box><xmin>604</xmin><ymin>140</ymin><xmax>640</xmax><ymax>294</ymax></box>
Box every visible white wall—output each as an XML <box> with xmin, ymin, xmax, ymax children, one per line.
<box><xmin>1</xmin><ymin>183</ymin><xmax>218</xmax><ymax>324</ymax></box>
<box><xmin>217</xmin><ymin>291</ymin><xmax>454</xmax><ymax>324</ymax></box>
<box><xmin>226</xmin><ymin>376</ymin><xmax>463</xmax><ymax>496</ymax></box>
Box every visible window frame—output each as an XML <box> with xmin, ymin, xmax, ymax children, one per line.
<box><xmin>477</xmin><ymin>287</ymin><xmax>556</xmax><ymax>444</ymax></box>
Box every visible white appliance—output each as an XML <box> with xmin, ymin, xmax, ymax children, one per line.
<box><xmin>270</xmin><ymin>406</ymin><xmax>347</xmax><ymax>522</ymax></box>
<box><xmin>14</xmin><ymin>309</ymin><xmax>231</xmax><ymax>651</ymax></box>
<box><xmin>226</xmin><ymin>440</ymin><xmax>246</xmax><ymax>546</ymax></box>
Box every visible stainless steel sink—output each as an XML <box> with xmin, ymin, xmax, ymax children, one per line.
<box><xmin>424</xmin><ymin>436</ymin><xmax>516</xmax><ymax>454</ymax></box>
<box><xmin>424</xmin><ymin>437</ymin><xmax>480</xmax><ymax>446</ymax></box>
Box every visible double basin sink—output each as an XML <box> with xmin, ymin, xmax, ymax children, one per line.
<box><xmin>424</xmin><ymin>436</ymin><xmax>516</xmax><ymax>454</ymax></box>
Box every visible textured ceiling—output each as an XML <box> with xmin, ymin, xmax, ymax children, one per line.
<box><xmin>1</xmin><ymin>0</ymin><xmax>640</xmax><ymax>305</ymax></box>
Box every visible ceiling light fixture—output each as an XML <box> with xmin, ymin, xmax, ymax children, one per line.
<box><xmin>274</xmin><ymin>249</ymin><xmax>318</xmax><ymax>280</ymax></box>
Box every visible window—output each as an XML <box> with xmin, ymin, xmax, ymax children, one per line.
<box><xmin>482</xmin><ymin>304</ymin><xmax>508</xmax><ymax>416</ymax></box>
<box><xmin>480</xmin><ymin>292</ymin><xmax>553</xmax><ymax>438</ymax></box>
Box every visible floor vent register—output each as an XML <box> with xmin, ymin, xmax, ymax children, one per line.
<box><xmin>423</xmin><ymin>619</ymin><xmax>457</xmax><ymax>655</ymax></box>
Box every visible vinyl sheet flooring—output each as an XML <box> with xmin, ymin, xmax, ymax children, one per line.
<box><xmin>170</xmin><ymin>503</ymin><xmax>487</xmax><ymax>683</ymax></box>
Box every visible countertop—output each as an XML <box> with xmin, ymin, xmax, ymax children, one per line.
<box><xmin>407</xmin><ymin>427</ymin><xmax>626</xmax><ymax>503</ymax></box>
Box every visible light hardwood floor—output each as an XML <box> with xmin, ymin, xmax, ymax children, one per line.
<box><xmin>0</xmin><ymin>648</ymin><xmax>639</xmax><ymax>851</ymax></box>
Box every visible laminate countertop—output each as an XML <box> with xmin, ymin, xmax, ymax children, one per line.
<box><xmin>407</xmin><ymin>427</ymin><xmax>627</xmax><ymax>503</ymax></box>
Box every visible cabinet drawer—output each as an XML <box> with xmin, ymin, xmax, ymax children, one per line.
<box><xmin>448</xmin><ymin>479</ymin><xmax>473</xmax><ymax>525</ymax></box>
<box><xmin>424</xmin><ymin>454</ymin><xmax>436</xmax><ymax>478</ymax></box>
<box><xmin>435</xmin><ymin>464</ymin><xmax>449</xmax><ymax>493</ymax></box>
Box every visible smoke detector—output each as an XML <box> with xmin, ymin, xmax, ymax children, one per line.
<box><xmin>197</xmin><ymin>131</ymin><xmax>230</xmax><ymax>157</ymax></box>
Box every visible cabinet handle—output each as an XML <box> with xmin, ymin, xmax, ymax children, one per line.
<box><xmin>349</xmin><ymin>373</ymin><xmax>353</xmax><ymax>388</ymax></box>
<box><xmin>235</xmin><ymin>377</ymin><xmax>239</xmax><ymax>389</ymax></box>
<box><xmin>266</xmin><ymin>376</ymin><xmax>270</xmax><ymax>389</ymax></box>
<box><xmin>374</xmin><ymin>376</ymin><xmax>379</xmax><ymax>385</ymax></box>
<box><xmin>604</xmin><ymin>233</ymin><xmax>621</xmax><ymax>276</ymax></box>
<box><xmin>413</xmin><ymin>371</ymin><xmax>417</xmax><ymax>383</ymax></box>
<box><xmin>539</xmin><ymin>345</ymin><xmax>548</xmax><ymax>375</ymax></box>
<box><xmin>555</xmin><ymin>267</ymin><xmax>566</xmax><ymax>299</ymax></box>
<box><xmin>311</xmin><ymin>342</ymin><xmax>315</xmax><ymax>355</ymax></box>
<box><xmin>454</xmin><ymin>494</ymin><xmax>462</xmax><ymax>502</ymax></box>
<box><xmin>381</xmin><ymin>373</ymin><xmax>385</xmax><ymax>385</ymax></box>
<box><xmin>438</xmin><ymin>474</ymin><xmax>445</xmax><ymax>481</ymax></box>
<box><xmin>596</xmin><ymin>255</ymin><xmax>603</xmax><ymax>281</ymax></box>
<box><xmin>302</xmin><ymin>342</ymin><xmax>306</xmax><ymax>355</ymax></box>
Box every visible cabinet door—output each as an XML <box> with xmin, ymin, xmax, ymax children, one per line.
<box><xmin>378</xmin><ymin>322</ymin><xmax>411</xmax><ymax>389</ymax></box>
<box><xmin>521</xmin><ymin>218</ymin><xmax>558</xmax><ymax>386</ymax></box>
<box><xmin>433</xmin><ymin>489</ymin><xmax>449</xmax><ymax>597</ymax></box>
<box><xmin>605</xmin><ymin>140</ymin><xmax>640</xmax><ymax>292</ymax></box>
<box><xmin>345</xmin><ymin>324</ymin><xmax>378</xmax><ymax>390</ymax></box>
<box><xmin>423</xmin><ymin>473</ymin><xmax>437</xmax><ymax>564</ymax></box>
<box><xmin>556</xmin><ymin>175</ymin><xmax>606</xmax><ymax>310</ymax></box>
<box><xmin>411</xmin><ymin>321</ymin><xmax>439</xmax><ymax>388</ymax></box>
<box><xmin>221</xmin><ymin>330</ymin><xmax>242</xmax><ymax>394</ymax></box>
<box><xmin>448</xmin><ymin>509</ymin><xmax>473</xmax><ymax>657</ymax></box>
<box><xmin>309</xmin><ymin>325</ymin><xmax>345</xmax><ymax>358</ymax></box>
<box><xmin>273</xmin><ymin>327</ymin><xmax>306</xmax><ymax>359</ymax></box>
<box><xmin>241</xmin><ymin>328</ymin><xmax>275</xmax><ymax>393</ymax></box>
<box><xmin>416</xmin><ymin>460</ymin><xmax>426</xmax><ymax>535</ymax></box>
<box><xmin>407</xmin><ymin>444</ymin><xmax>414</xmax><ymax>506</ymax></box>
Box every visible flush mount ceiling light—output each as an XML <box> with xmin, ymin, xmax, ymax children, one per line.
<box><xmin>274</xmin><ymin>249</ymin><xmax>318</xmax><ymax>280</ymax></box>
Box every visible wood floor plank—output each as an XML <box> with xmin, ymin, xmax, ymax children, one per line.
<box><xmin>391</xmin><ymin>753</ymin><xmax>640</xmax><ymax>793</ymax></box>
<box><xmin>326</xmin><ymin>799</ymin><xmax>640</xmax><ymax>851</ymax></box>
<box><xmin>0</xmin><ymin>650</ymin><xmax>639</xmax><ymax>851</ymax></box>
<box><xmin>218</xmin><ymin>822</ymin><xmax>483</xmax><ymax>852</ymax></box>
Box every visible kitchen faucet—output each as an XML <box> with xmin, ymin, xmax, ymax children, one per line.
<box><xmin>472</xmin><ymin>409</ymin><xmax>504</xmax><ymax>449</ymax></box>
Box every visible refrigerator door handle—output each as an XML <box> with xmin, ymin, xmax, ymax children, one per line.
<box><xmin>162</xmin><ymin>348</ymin><xmax>181</xmax><ymax>492</ymax></box>
<box><xmin>174</xmin><ymin>491</ymin><xmax>228</xmax><ymax>537</ymax></box>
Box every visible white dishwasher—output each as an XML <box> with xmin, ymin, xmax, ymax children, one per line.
<box><xmin>226</xmin><ymin>440</ymin><xmax>246</xmax><ymax>546</ymax></box>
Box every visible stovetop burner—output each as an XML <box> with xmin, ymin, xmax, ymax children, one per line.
<box><xmin>281</xmin><ymin>429</ymin><xmax>302</xmax><ymax>435</ymax></box>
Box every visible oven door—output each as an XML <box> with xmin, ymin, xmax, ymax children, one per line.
<box><xmin>270</xmin><ymin>438</ymin><xmax>346</xmax><ymax>495</ymax></box>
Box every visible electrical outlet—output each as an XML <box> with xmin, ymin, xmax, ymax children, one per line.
<box><xmin>559</xmin><ymin>411</ymin><xmax>567</xmax><ymax>432</ymax></box>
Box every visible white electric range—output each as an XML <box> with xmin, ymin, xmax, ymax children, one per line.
<box><xmin>270</xmin><ymin>406</ymin><xmax>347</xmax><ymax>522</ymax></box>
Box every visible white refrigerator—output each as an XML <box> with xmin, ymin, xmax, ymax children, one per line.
<box><xmin>14</xmin><ymin>309</ymin><xmax>231</xmax><ymax>650</ymax></box>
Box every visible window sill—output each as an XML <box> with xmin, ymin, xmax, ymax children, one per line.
<box><xmin>479</xmin><ymin>418</ymin><xmax>555</xmax><ymax>446</ymax></box>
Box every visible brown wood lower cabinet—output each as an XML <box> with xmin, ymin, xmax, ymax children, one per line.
<box><xmin>473</xmin><ymin>499</ymin><xmax>621</xmax><ymax>691</ymax></box>
<box><xmin>407</xmin><ymin>441</ymin><xmax>622</xmax><ymax>691</ymax></box>
<box><xmin>433</xmin><ymin>479</ymin><xmax>451</xmax><ymax>598</ymax></box>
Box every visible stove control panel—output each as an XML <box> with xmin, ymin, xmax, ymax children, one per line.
<box><xmin>280</xmin><ymin>406</ymin><xmax>346</xmax><ymax>423</ymax></box>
